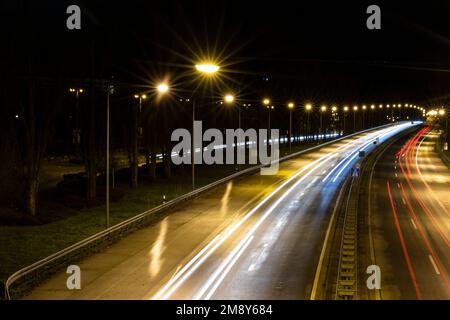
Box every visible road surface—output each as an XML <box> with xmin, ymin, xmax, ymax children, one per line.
<box><xmin>369</xmin><ymin>127</ymin><xmax>450</xmax><ymax>299</ymax></box>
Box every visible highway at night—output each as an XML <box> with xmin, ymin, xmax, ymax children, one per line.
<box><xmin>24</xmin><ymin>123</ymin><xmax>419</xmax><ymax>300</ymax></box>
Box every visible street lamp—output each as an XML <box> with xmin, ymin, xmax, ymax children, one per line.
<box><xmin>439</xmin><ymin>109</ymin><xmax>448</xmax><ymax>143</ymax></box>
<box><xmin>353</xmin><ymin>106</ymin><xmax>358</xmax><ymax>132</ymax></box>
<box><xmin>263</xmin><ymin>98</ymin><xmax>272</xmax><ymax>139</ymax></box>
<box><xmin>105</xmin><ymin>82</ymin><xmax>115</xmax><ymax>229</ymax></box>
<box><xmin>195</xmin><ymin>64</ymin><xmax>220</xmax><ymax>74</ymax></box>
<box><xmin>362</xmin><ymin>105</ymin><xmax>367</xmax><ymax>129</ymax></box>
<box><xmin>343</xmin><ymin>106</ymin><xmax>349</xmax><ymax>134</ymax></box>
<box><xmin>69</xmin><ymin>88</ymin><xmax>84</xmax><ymax>146</ymax></box>
<box><xmin>157</xmin><ymin>83</ymin><xmax>169</xmax><ymax>94</ymax></box>
<box><xmin>320</xmin><ymin>105</ymin><xmax>327</xmax><ymax>140</ymax></box>
<box><xmin>305</xmin><ymin>103</ymin><xmax>312</xmax><ymax>141</ymax></box>
<box><xmin>191</xmin><ymin>63</ymin><xmax>220</xmax><ymax>190</ymax></box>
<box><xmin>288</xmin><ymin>102</ymin><xmax>294</xmax><ymax>152</ymax></box>
<box><xmin>134</xmin><ymin>93</ymin><xmax>147</xmax><ymax>112</ymax></box>
<box><xmin>224</xmin><ymin>94</ymin><xmax>241</xmax><ymax>170</ymax></box>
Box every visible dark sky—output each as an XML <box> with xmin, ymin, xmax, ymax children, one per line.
<box><xmin>2</xmin><ymin>0</ymin><xmax>450</xmax><ymax>105</ymax></box>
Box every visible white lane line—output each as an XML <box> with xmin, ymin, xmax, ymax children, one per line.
<box><xmin>410</xmin><ymin>218</ymin><xmax>418</xmax><ymax>230</ymax></box>
<box><xmin>395</xmin><ymin>173</ymin><xmax>398</xmax><ymax>178</ymax></box>
<box><xmin>152</xmin><ymin>234</ymin><xmax>222</xmax><ymax>300</ymax></box>
<box><xmin>429</xmin><ymin>255</ymin><xmax>441</xmax><ymax>275</ymax></box>
<box><xmin>204</xmin><ymin>235</ymin><xmax>255</xmax><ymax>300</ymax></box>
<box><xmin>397</xmin><ymin>182</ymin><xmax>401</xmax><ymax>189</ymax></box>
<box><xmin>247</xmin><ymin>243</ymin><xmax>269</xmax><ymax>272</ymax></box>
<box><xmin>402</xmin><ymin>198</ymin><xmax>407</xmax><ymax>205</ymax></box>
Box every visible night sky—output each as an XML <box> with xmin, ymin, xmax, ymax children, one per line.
<box><xmin>2</xmin><ymin>0</ymin><xmax>450</xmax><ymax>105</ymax></box>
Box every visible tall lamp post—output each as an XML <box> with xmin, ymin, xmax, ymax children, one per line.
<box><xmin>224</xmin><ymin>94</ymin><xmax>241</xmax><ymax>170</ymax></box>
<box><xmin>343</xmin><ymin>106</ymin><xmax>349</xmax><ymax>134</ymax></box>
<box><xmin>288</xmin><ymin>102</ymin><xmax>294</xmax><ymax>153</ymax></box>
<box><xmin>192</xmin><ymin>63</ymin><xmax>220</xmax><ymax>190</ymax></box>
<box><xmin>320</xmin><ymin>105</ymin><xmax>327</xmax><ymax>141</ymax></box>
<box><xmin>105</xmin><ymin>83</ymin><xmax>114</xmax><ymax>229</ymax></box>
<box><xmin>439</xmin><ymin>108</ymin><xmax>447</xmax><ymax>145</ymax></box>
<box><xmin>305</xmin><ymin>104</ymin><xmax>312</xmax><ymax>141</ymax></box>
<box><xmin>353</xmin><ymin>106</ymin><xmax>358</xmax><ymax>132</ymax></box>
<box><xmin>331</xmin><ymin>106</ymin><xmax>337</xmax><ymax>134</ymax></box>
<box><xmin>362</xmin><ymin>105</ymin><xmax>367</xmax><ymax>129</ymax></box>
<box><xmin>134</xmin><ymin>93</ymin><xmax>147</xmax><ymax>112</ymax></box>
<box><xmin>263</xmin><ymin>98</ymin><xmax>272</xmax><ymax>145</ymax></box>
<box><xmin>69</xmin><ymin>88</ymin><xmax>84</xmax><ymax>148</ymax></box>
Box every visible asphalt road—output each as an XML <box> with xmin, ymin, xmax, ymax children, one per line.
<box><xmin>369</xmin><ymin>127</ymin><xmax>450</xmax><ymax>299</ymax></box>
<box><xmin>25</xmin><ymin>123</ymin><xmax>417</xmax><ymax>300</ymax></box>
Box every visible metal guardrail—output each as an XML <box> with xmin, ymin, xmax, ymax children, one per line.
<box><xmin>4</xmin><ymin>123</ymin><xmax>395</xmax><ymax>300</ymax></box>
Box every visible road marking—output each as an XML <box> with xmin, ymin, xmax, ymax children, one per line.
<box><xmin>387</xmin><ymin>180</ymin><xmax>422</xmax><ymax>300</ymax></box>
<box><xmin>310</xmin><ymin>178</ymin><xmax>348</xmax><ymax>300</ymax></box>
<box><xmin>402</xmin><ymin>197</ymin><xmax>406</xmax><ymax>205</ymax></box>
<box><xmin>205</xmin><ymin>235</ymin><xmax>255</xmax><ymax>300</ymax></box>
<box><xmin>410</xmin><ymin>218</ymin><xmax>418</xmax><ymax>230</ymax></box>
<box><xmin>397</xmin><ymin>182</ymin><xmax>401</xmax><ymax>189</ymax></box>
<box><xmin>428</xmin><ymin>255</ymin><xmax>440</xmax><ymax>275</ymax></box>
<box><xmin>395</xmin><ymin>173</ymin><xmax>398</xmax><ymax>178</ymax></box>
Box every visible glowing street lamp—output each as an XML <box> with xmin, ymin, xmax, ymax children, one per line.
<box><xmin>195</xmin><ymin>63</ymin><xmax>220</xmax><ymax>74</ymax></box>
<box><xmin>225</xmin><ymin>94</ymin><xmax>235</xmax><ymax>103</ymax></box>
<box><xmin>157</xmin><ymin>83</ymin><xmax>169</xmax><ymax>94</ymax></box>
<box><xmin>287</xmin><ymin>102</ymin><xmax>295</xmax><ymax>152</ymax></box>
<box><xmin>304</xmin><ymin>104</ymin><xmax>313</xmax><ymax>141</ymax></box>
<box><xmin>189</xmin><ymin>63</ymin><xmax>222</xmax><ymax>190</ymax></box>
<box><xmin>134</xmin><ymin>93</ymin><xmax>147</xmax><ymax>112</ymax></box>
<box><xmin>353</xmin><ymin>106</ymin><xmax>358</xmax><ymax>132</ymax></box>
<box><xmin>69</xmin><ymin>87</ymin><xmax>84</xmax><ymax>147</ymax></box>
<box><xmin>319</xmin><ymin>106</ymin><xmax>327</xmax><ymax>139</ymax></box>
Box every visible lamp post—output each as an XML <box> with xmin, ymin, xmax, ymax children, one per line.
<box><xmin>192</xmin><ymin>63</ymin><xmax>220</xmax><ymax>190</ymax></box>
<box><xmin>331</xmin><ymin>106</ymin><xmax>337</xmax><ymax>135</ymax></box>
<box><xmin>362</xmin><ymin>105</ymin><xmax>367</xmax><ymax>129</ymax></box>
<box><xmin>288</xmin><ymin>102</ymin><xmax>294</xmax><ymax>153</ymax></box>
<box><xmin>134</xmin><ymin>93</ymin><xmax>147</xmax><ymax>112</ymax></box>
<box><xmin>320</xmin><ymin>105</ymin><xmax>327</xmax><ymax>141</ymax></box>
<box><xmin>105</xmin><ymin>83</ymin><xmax>114</xmax><ymax>229</ymax></box>
<box><xmin>305</xmin><ymin>104</ymin><xmax>312</xmax><ymax>141</ymax></box>
<box><xmin>69</xmin><ymin>88</ymin><xmax>84</xmax><ymax>147</ymax></box>
<box><xmin>439</xmin><ymin>108</ymin><xmax>447</xmax><ymax>144</ymax></box>
<box><xmin>263</xmin><ymin>98</ymin><xmax>271</xmax><ymax>144</ymax></box>
<box><xmin>353</xmin><ymin>106</ymin><xmax>358</xmax><ymax>132</ymax></box>
<box><xmin>224</xmin><ymin>94</ymin><xmax>241</xmax><ymax>170</ymax></box>
<box><xmin>343</xmin><ymin>106</ymin><xmax>349</xmax><ymax>135</ymax></box>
